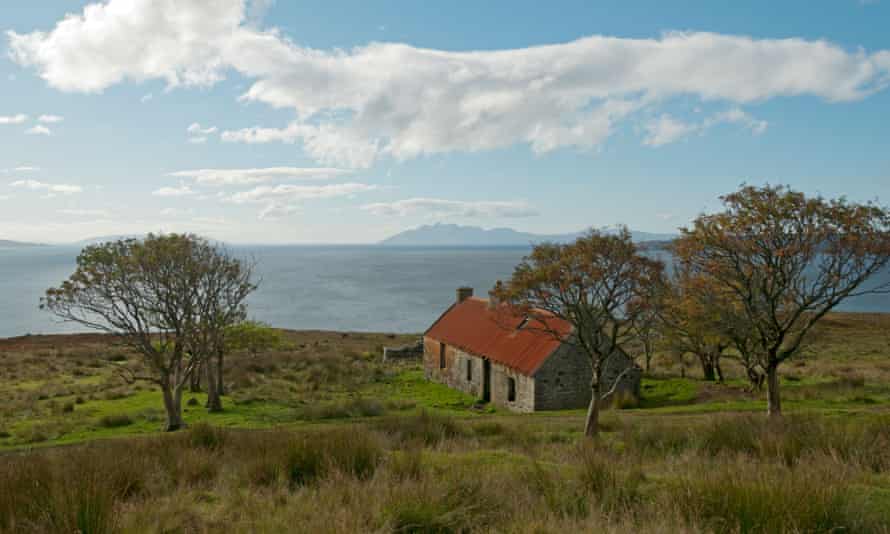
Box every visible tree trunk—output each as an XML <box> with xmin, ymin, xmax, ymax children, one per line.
<box><xmin>584</xmin><ymin>382</ymin><xmax>601</xmax><ymax>438</ymax></box>
<box><xmin>161</xmin><ymin>383</ymin><xmax>185</xmax><ymax>431</ymax></box>
<box><xmin>715</xmin><ymin>358</ymin><xmax>725</xmax><ymax>383</ymax></box>
<box><xmin>216</xmin><ymin>350</ymin><xmax>225</xmax><ymax>396</ymax></box>
<box><xmin>190</xmin><ymin>361</ymin><xmax>203</xmax><ymax>393</ymax></box>
<box><xmin>205</xmin><ymin>358</ymin><xmax>223</xmax><ymax>413</ymax></box>
<box><xmin>699</xmin><ymin>356</ymin><xmax>716</xmax><ymax>382</ymax></box>
<box><xmin>766</xmin><ymin>362</ymin><xmax>782</xmax><ymax>419</ymax></box>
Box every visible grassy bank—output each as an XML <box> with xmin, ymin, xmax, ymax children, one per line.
<box><xmin>1</xmin><ymin>313</ymin><xmax>889</xmax><ymax>531</ymax></box>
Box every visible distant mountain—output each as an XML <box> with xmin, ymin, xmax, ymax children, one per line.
<box><xmin>380</xmin><ymin>224</ymin><xmax>676</xmax><ymax>246</ymax></box>
<box><xmin>0</xmin><ymin>239</ymin><xmax>45</xmax><ymax>248</ymax></box>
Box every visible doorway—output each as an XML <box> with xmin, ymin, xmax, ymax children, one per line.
<box><xmin>482</xmin><ymin>359</ymin><xmax>491</xmax><ymax>402</ymax></box>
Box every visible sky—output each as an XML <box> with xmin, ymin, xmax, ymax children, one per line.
<box><xmin>1</xmin><ymin>0</ymin><xmax>889</xmax><ymax>244</ymax></box>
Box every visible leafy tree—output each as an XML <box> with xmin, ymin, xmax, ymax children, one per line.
<box><xmin>42</xmin><ymin>234</ymin><xmax>256</xmax><ymax>429</ymax></box>
<box><xmin>675</xmin><ymin>185</ymin><xmax>890</xmax><ymax>418</ymax></box>
<box><xmin>628</xmin><ymin>296</ymin><xmax>662</xmax><ymax>374</ymax></box>
<box><xmin>225</xmin><ymin>320</ymin><xmax>282</xmax><ymax>358</ymax></box>
<box><xmin>187</xmin><ymin>246</ymin><xmax>256</xmax><ymax>412</ymax></box>
<box><xmin>657</xmin><ymin>263</ymin><xmax>730</xmax><ymax>382</ymax></box>
<box><xmin>494</xmin><ymin>228</ymin><xmax>664</xmax><ymax>437</ymax></box>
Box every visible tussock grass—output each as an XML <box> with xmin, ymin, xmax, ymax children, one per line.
<box><xmin>1</xmin><ymin>414</ymin><xmax>889</xmax><ymax>532</ymax></box>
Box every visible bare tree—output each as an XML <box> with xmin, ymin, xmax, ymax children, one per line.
<box><xmin>676</xmin><ymin>185</ymin><xmax>890</xmax><ymax>418</ymax></box>
<box><xmin>494</xmin><ymin>228</ymin><xmax>664</xmax><ymax>437</ymax></box>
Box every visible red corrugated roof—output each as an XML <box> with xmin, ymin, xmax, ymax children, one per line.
<box><xmin>425</xmin><ymin>297</ymin><xmax>572</xmax><ymax>376</ymax></box>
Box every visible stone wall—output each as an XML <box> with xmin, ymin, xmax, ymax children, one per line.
<box><xmin>423</xmin><ymin>336</ymin><xmax>535</xmax><ymax>412</ymax></box>
<box><xmin>423</xmin><ymin>335</ymin><xmax>640</xmax><ymax>413</ymax></box>
<box><xmin>383</xmin><ymin>339</ymin><xmax>423</xmax><ymax>362</ymax></box>
<box><xmin>423</xmin><ymin>337</ymin><xmax>484</xmax><ymax>397</ymax></box>
<box><xmin>489</xmin><ymin>362</ymin><xmax>535</xmax><ymax>413</ymax></box>
<box><xmin>533</xmin><ymin>343</ymin><xmax>593</xmax><ymax>410</ymax></box>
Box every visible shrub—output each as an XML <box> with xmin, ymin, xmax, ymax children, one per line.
<box><xmin>611</xmin><ymin>389</ymin><xmax>639</xmax><ymax>409</ymax></box>
<box><xmin>373</xmin><ymin>411</ymin><xmax>464</xmax><ymax>446</ymax></box>
<box><xmin>286</xmin><ymin>429</ymin><xmax>383</xmax><ymax>487</ymax></box>
<box><xmin>62</xmin><ymin>402</ymin><xmax>75</xmax><ymax>413</ymax></box>
<box><xmin>98</xmin><ymin>414</ymin><xmax>133</xmax><ymax>428</ymax></box>
<box><xmin>187</xmin><ymin>423</ymin><xmax>227</xmax><ymax>450</ymax></box>
<box><xmin>386</xmin><ymin>480</ymin><xmax>496</xmax><ymax>533</ymax></box>
<box><xmin>671</xmin><ymin>463</ymin><xmax>876</xmax><ymax>533</ymax></box>
<box><xmin>186</xmin><ymin>397</ymin><xmax>200</xmax><ymax>407</ymax></box>
<box><xmin>577</xmin><ymin>444</ymin><xmax>642</xmax><ymax>512</ymax></box>
<box><xmin>388</xmin><ymin>448</ymin><xmax>424</xmax><ymax>481</ymax></box>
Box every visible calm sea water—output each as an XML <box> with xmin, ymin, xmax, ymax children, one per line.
<box><xmin>1</xmin><ymin>245</ymin><xmax>888</xmax><ymax>339</ymax></box>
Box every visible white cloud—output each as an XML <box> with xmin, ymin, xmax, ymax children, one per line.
<box><xmin>0</xmin><ymin>114</ymin><xmax>28</xmax><ymax>125</ymax></box>
<box><xmin>187</xmin><ymin>122</ymin><xmax>217</xmax><ymax>135</ymax></box>
<box><xmin>258</xmin><ymin>204</ymin><xmax>299</xmax><ymax>220</ymax></box>
<box><xmin>10</xmin><ymin>179</ymin><xmax>81</xmax><ymax>194</ymax></box>
<box><xmin>26</xmin><ymin>125</ymin><xmax>52</xmax><ymax>136</ymax></box>
<box><xmin>58</xmin><ymin>208</ymin><xmax>110</xmax><ymax>217</ymax></box>
<box><xmin>38</xmin><ymin>114</ymin><xmax>63</xmax><ymax>123</ymax></box>
<box><xmin>187</xmin><ymin>136</ymin><xmax>208</xmax><ymax>144</ymax></box>
<box><xmin>226</xmin><ymin>183</ymin><xmax>376</xmax><ymax>204</ymax></box>
<box><xmin>225</xmin><ymin>182</ymin><xmax>376</xmax><ymax>219</ymax></box>
<box><xmin>643</xmin><ymin>115</ymin><xmax>699</xmax><ymax>147</ymax></box>
<box><xmin>141</xmin><ymin>93</ymin><xmax>153</xmax><ymax>103</ymax></box>
<box><xmin>706</xmin><ymin>108</ymin><xmax>769</xmax><ymax>135</ymax></box>
<box><xmin>169</xmin><ymin>166</ymin><xmax>351</xmax><ymax>186</ymax></box>
<box><xmin>8</xmin><ymin>0</ymin><xmax>890</xmax><ymax>165</ymax></box>
<box><xmin>644</xmin><ymin>108</ymin><xmax>768</xmax><ymax>147</ymax></box>
<box><xmin>362</xmin><ymin>198</ymin><xmax>539</xmax><ymax>218</ymax></box>
<box><xmin>1</xmin><ymin>166</ymin><xmax>40</xmax><ymax>173</ymax></box>
<box><xmin>152</xmin><ymin>183</ymin><xmax>195</xmax><ymax>197</ymax></box>
<box><xmin>221</xmin><ymin>123</ymin><xmax>381</xmax><ymax>169</ymax></box>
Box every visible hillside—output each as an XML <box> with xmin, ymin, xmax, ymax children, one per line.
<box><xmin>380</xmin><ymin>223</ymin><xmax>676</xmax><ymax>246</ymax></box>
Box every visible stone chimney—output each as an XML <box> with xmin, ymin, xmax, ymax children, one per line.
<box><xmin>456</xmin><ymin>287</ymin><xmax>474</xmax><ymax>304</ymax></box>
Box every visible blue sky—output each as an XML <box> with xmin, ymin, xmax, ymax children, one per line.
<box><xmin>1</xmin><ymin>0</ymin><xmax>889</xmax><ymax>244</ymax></box>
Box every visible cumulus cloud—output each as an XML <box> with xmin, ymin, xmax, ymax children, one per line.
<box><xmin>187</xmin><ymin>122</ymin><xmax>217</xmax><ymax>135</ymax></box>
<box><xmin>10</xmin><ymin>179</ymin><xmax>81</xmax><ymax>194</ymax></box>
<box><xmin>643</xmin><ymin>115</ymin><xmax>699</xmax><ymax>147</ymax></box>
<box><xmin>26</xmin><ymin>125</ymin><xmax>52</xmax><ymax>136</ymax></box>
<box><xmin>0</xmin><ymin>114</ymin><xmax>28</xmax><ymax>125</ymax></box>
<box><xmin>38</xmin><ymin>114</ymin><xmax>63</xmax><ymax>123</ymax></box>
<box><xmin>8</xmin><ymin>0</ymin><xmax>890</xmax><ymax>166</ymax></box>
<box><xmin>362</xmin><ymin>198</ymin><xmax>539</xmax><ymax>218</ymax></box>
<box><xmin>152</xmin><ymin>183</ymin><xmax>196</xmax><ymax>197</ymax></box>
<box><xmin>644</xmin><ymin>108</ymin><xmax>768</xmax><ymax>147</ymax></box>
<box><xmin>169</xmin><ymin>166</ymin><xmax>351</xmax><ymax>186</ymax></box>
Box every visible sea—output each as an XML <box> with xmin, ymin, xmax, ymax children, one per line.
<box><xmin>1</xmin><ymin>245</ymin><xmax>888</xmax><ymax>339</ymax></box>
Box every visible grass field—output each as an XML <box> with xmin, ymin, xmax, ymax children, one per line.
<box><xmin>1</xmin><ymin>313</ymin><xmax>889</xmax><ymax>532</ymax></box>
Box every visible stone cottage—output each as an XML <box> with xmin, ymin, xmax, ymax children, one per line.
<box><xmin>423</xmin><ymin>287</ymin><xmax>641</xmax><ymax>413</ymax></box>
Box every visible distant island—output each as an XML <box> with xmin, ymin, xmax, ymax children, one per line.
<box><xmin>0</xmin><ymin>239</ymin><xmax>45</xmax><ymax>248</ymax></box>
<box><xmin>380</xmin><ymin>223</ymin><xmax>677</xmax><ymax>247</ymax></box>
